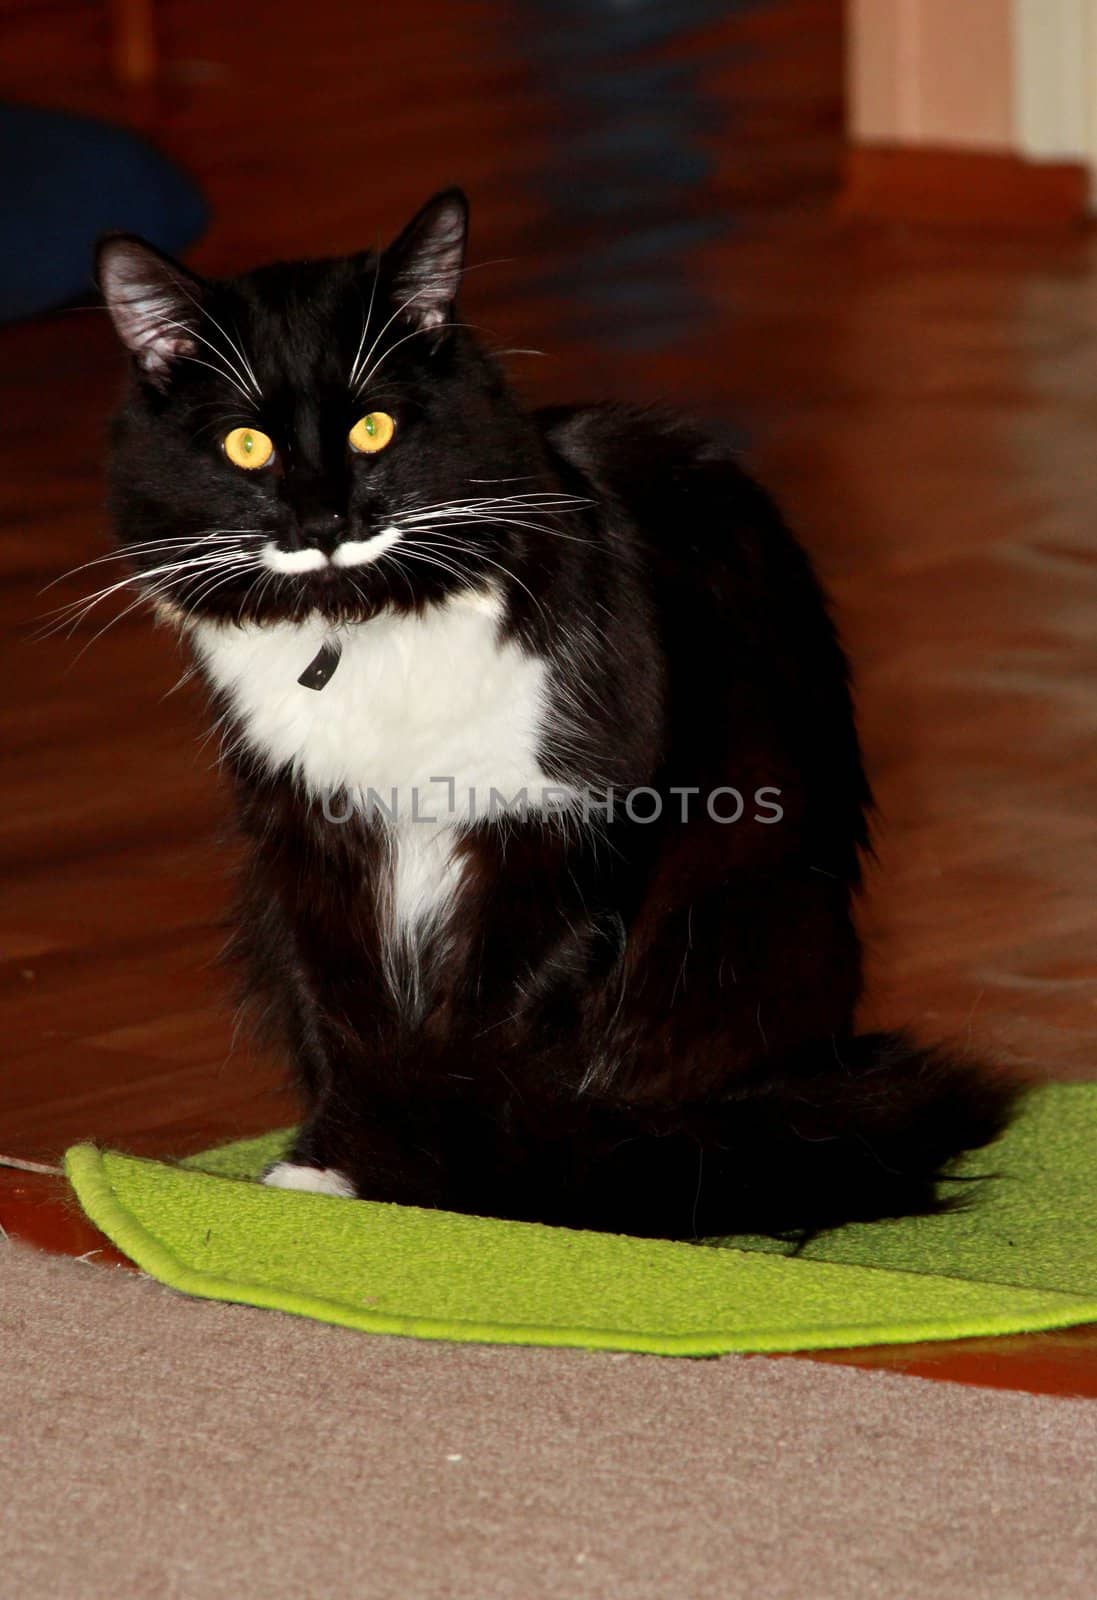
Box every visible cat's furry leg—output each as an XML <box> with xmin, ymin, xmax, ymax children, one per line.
<box><xmin>280</xmin><ymin>1088</ymin><xmax>463</xmax><ymax>1209</ymax></box>
<box><xmin>236</xmin><ymin>889</ymin><xmax>453</xmax><ymax>1205</ymax></box>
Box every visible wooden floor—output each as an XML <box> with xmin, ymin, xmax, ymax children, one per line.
<box><xmin>1</xmin><ymin>0</ymin><xmax>1094</xmax><ymax>1394</ymax></box>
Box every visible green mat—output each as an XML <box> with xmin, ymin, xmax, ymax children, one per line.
<box><xmin>64</xmin><ymin>1084</ymin><xmax>1097</xmax><ymax>1357</ymax></box>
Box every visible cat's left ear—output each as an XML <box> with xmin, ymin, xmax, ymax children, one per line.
<box><xmin>385</xmin><ymin>188</ymin><xmax>468</xmax><ymax>336</ymax></box>
<box><xmin>96</xmin><ymin>234</ymin><xmax>206</xmax><ymax>387</ymax></box>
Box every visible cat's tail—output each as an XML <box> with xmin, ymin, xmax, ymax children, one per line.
<box><xmin>506</xmin><ymin>1031</ymin><xmax>1024</xmax><ymax>1241</ymax></box>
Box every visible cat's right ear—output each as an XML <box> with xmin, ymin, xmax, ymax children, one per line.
<box><xmin>384</xmin><ymin>189</ymin><xmax>468</xmax><ymax>336</ymax></box>
<box><xmin>96</xmin><ymin>234</ymin><xmax>204</xmax><ymax>387</ymax></box>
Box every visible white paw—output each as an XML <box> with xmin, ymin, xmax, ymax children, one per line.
<box><xmin>262</xmin><ymin>1161</ymin><xmax>357</xmax><ymax>1199</ymax></box>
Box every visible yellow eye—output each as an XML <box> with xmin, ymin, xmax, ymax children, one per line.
<box><xmin>349</xmin><ymin>412</ymin><xmax>395</xmax><ymax>454</ymax></box>
<box><xmin>223</xmin><ymin>427</ymin><xmax>274</xmax><ymax>470</ymax></box>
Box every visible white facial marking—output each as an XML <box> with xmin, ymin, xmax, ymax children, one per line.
<box><xmin>331</xmin><ymin>527</ymin><xmax>404</xmax><ymax>568</ymax></box>
<box><xmin>262</xmin><ymin>1162</ymin><xmax>357</xmax><ymax>1198</ymax></box>
<box><xmin>259</xmin><ymin>527</ymin><xmax>406</xmax><ymax>576</ymax></box>
<box><xmin>261</xmin><ymin>543</ymin><xmax>329</xmax><ymax>575</ymax></box>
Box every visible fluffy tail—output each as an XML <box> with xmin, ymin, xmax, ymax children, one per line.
<box><xmin>494</xmin><ymin>1032</ymin><xmax>1024</xmax><ymax>1240</ymax></box>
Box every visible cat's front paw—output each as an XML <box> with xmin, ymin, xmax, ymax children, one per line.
<box><xmin>262</xmin><ymin>1161</ymin><xmax>357</xmax><ymax>1199</ymax></box>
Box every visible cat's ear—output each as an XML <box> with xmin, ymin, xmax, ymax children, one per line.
<box><xmin>385</xmin><ymin>188</ymin><xmax>468</xmax><ymax>335</ymax></box>
<box><xmin>96</xmin><ymin>234</ymin><xmax>205</xmax><ymax>386</ymax></box>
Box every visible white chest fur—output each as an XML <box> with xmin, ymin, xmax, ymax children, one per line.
<box><xmin>191</xmin><ymin>592</ymin><xmax>569</xmax><ymax>972</ymax></box>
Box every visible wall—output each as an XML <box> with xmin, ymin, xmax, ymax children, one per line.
<box><xmin>848</xmin><ymin>0</ymin><xmax>1015</xmax><ymax>151</ymax></box>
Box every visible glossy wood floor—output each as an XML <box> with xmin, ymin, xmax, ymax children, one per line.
<box><xmin>1</xmin><ymin>0</ymin><xmax>1094</xmax><ymax>1394</ymax></box>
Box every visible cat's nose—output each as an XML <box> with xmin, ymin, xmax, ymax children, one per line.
<box><xmin>296</xmin><ymin>510</ymin><xmax>344</xmax><ymax>555</ymax></box>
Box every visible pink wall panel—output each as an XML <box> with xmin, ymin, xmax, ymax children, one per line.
<box><xmin>849</xmin><ymin>0</ymin><xmax>1015</xmax><ymax>152</ymax></box>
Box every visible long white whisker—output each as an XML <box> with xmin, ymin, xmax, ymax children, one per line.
<box><xmin>181</xmin><ymin>559</ymin><xmax>260</xmax><ymax>615</ymax></box>
<box><xmin>165</xmin><ymin>274</ymin><xmax>262</xmax><ymax>398</ymax></box>
<box><xmin>355</xmin><ymin>318</ymin><xmax>479</xmax><ymax>393</ymax></box>
<box><xmin>398</xmin><ymin>502</ymin><xmax>591</xmax><ymax>521</ymax></box>
<box><xmin>388</xmin><ymin>542</ymin><xmax>471</xmax><ymax>589</ymax></box>
<box><xmin>217</xmin><ymin>313</ymin><xmax>261</xmax><ymax>396</ymax></box>
<box><xmin>161</xmin><ymin>662</ymin><xmax>202</xmax><ymax>700</ymax></box>
<box><xmin>173</xmin><ymin>351</ymin><xmax>255</xmax><ymax>404</ymax></box>
<box><xmin>37</xmin><ymin>552</ymin><xmax>253</xmax><ymax>634</ymax></box>
<box><xmin>43</xmin><ymin>532</ymin><xmax>263</xmax><ymax>593</ymax></box>
<box><xmin>157</xmin><ymin>314</ymin><xmax>258</xmax><ymax>401</ymax></box>
<box><xmin>374</xmin><ymin>549</ymin><xmax>418</xmax><ymax>608</ymax></box>
<box><xmin>397</xmin><ymin>513</ymin><xmax>594</xmax><ymax>546</ymax></box>
<box><xmin>69</xmin><ymin>552</ymin><xmax>259</xmax><ymax>653</ymax></box>
<box><xmin>45</xmin><ymin>550</ymin><xmax>250</xmax><ymax>613</ymax></box>
<box><xmin>399</xmin><ymin>508</ymin><xmax>598</xmax><ymax>547</ymax></box>
<box><xmin>347</xmin><ymin>259</ymin><xmax>382</xmax><ymax>390</ymax></box>
<box><xmin>396</xmin><ymin>503</ymin><xmax>590</xmax><ymax>521</ymax></box>
<box><xmin>250</xmin><ymin>564</ymin><xmax>280</xmax><ymax>614</ymax></box>
<box><xmin>393</xmin><ymin>492</ymin><xmax>591</xmax><ymax>515</ymax></box>
<box><xmin>58</xmin><ymin>559</ymin><xmax>230</xmax><ymax>653</ymax></box>
<box><xmin>70</xmin><ymin>581</ymin><xmax>186</xmax><ymax>659</ymax></box>
<box><xmin>354</xmin><ymin>320</ymin><xmax>486</xmax><ymax>397</ymax></box>
<box><xmin>395</xmin><ymin>535</ymin><xmax>551</xmax><ymax>631</ymax></box>
<box><xmin>197</xmin><ymin>305</ymin><xmax>261</xmax><ymax>397</ymax></box>
<box><xmin>152</xmin><ymin>317</ymin><xmax>255</xmax><ymax>403</ymax></box>
<box><xmin>349</xmin><ymin>285</ymin><xmax>435</xmax><ymax>393</ymax></box>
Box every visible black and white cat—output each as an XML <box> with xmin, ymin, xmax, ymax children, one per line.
<box><xmin>95</xmin><ymin>189</ymin><xmax>1017</xmax><ymax>1239</ymax></box>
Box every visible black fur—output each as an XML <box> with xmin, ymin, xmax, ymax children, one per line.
<box><xmin>96</xmin><ymin>190</ymin><xmax>1020</xmax><ymax>1240</ymax></box>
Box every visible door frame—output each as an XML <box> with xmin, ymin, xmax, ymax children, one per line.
<box><xmin>1012</xmin><ymin>0</ymin><xmax>1097</xmax><ymax>200</ymax></box>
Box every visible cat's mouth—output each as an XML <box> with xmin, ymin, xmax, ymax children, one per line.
<box><xmin>260</xmin><ymin>527</ymin><xmax>404</xmax><ymax>577</ymax></box>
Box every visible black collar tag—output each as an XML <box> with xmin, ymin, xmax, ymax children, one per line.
<box><xmin>298</xmin><ymin>639</ymin><xmax>343</xmax><ymax>691</ymax></box>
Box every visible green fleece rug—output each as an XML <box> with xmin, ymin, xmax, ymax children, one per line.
<box><xmin>64</xmin><ymin>1084</ymin><xmax>1097</xmax><ymax>1357</ymax></box>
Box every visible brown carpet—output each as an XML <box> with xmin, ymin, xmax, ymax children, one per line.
<box><xmin>2</xmin><ymin>1244</ymin><xmax>1094</xmax><ymax>1599</ymax></box>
